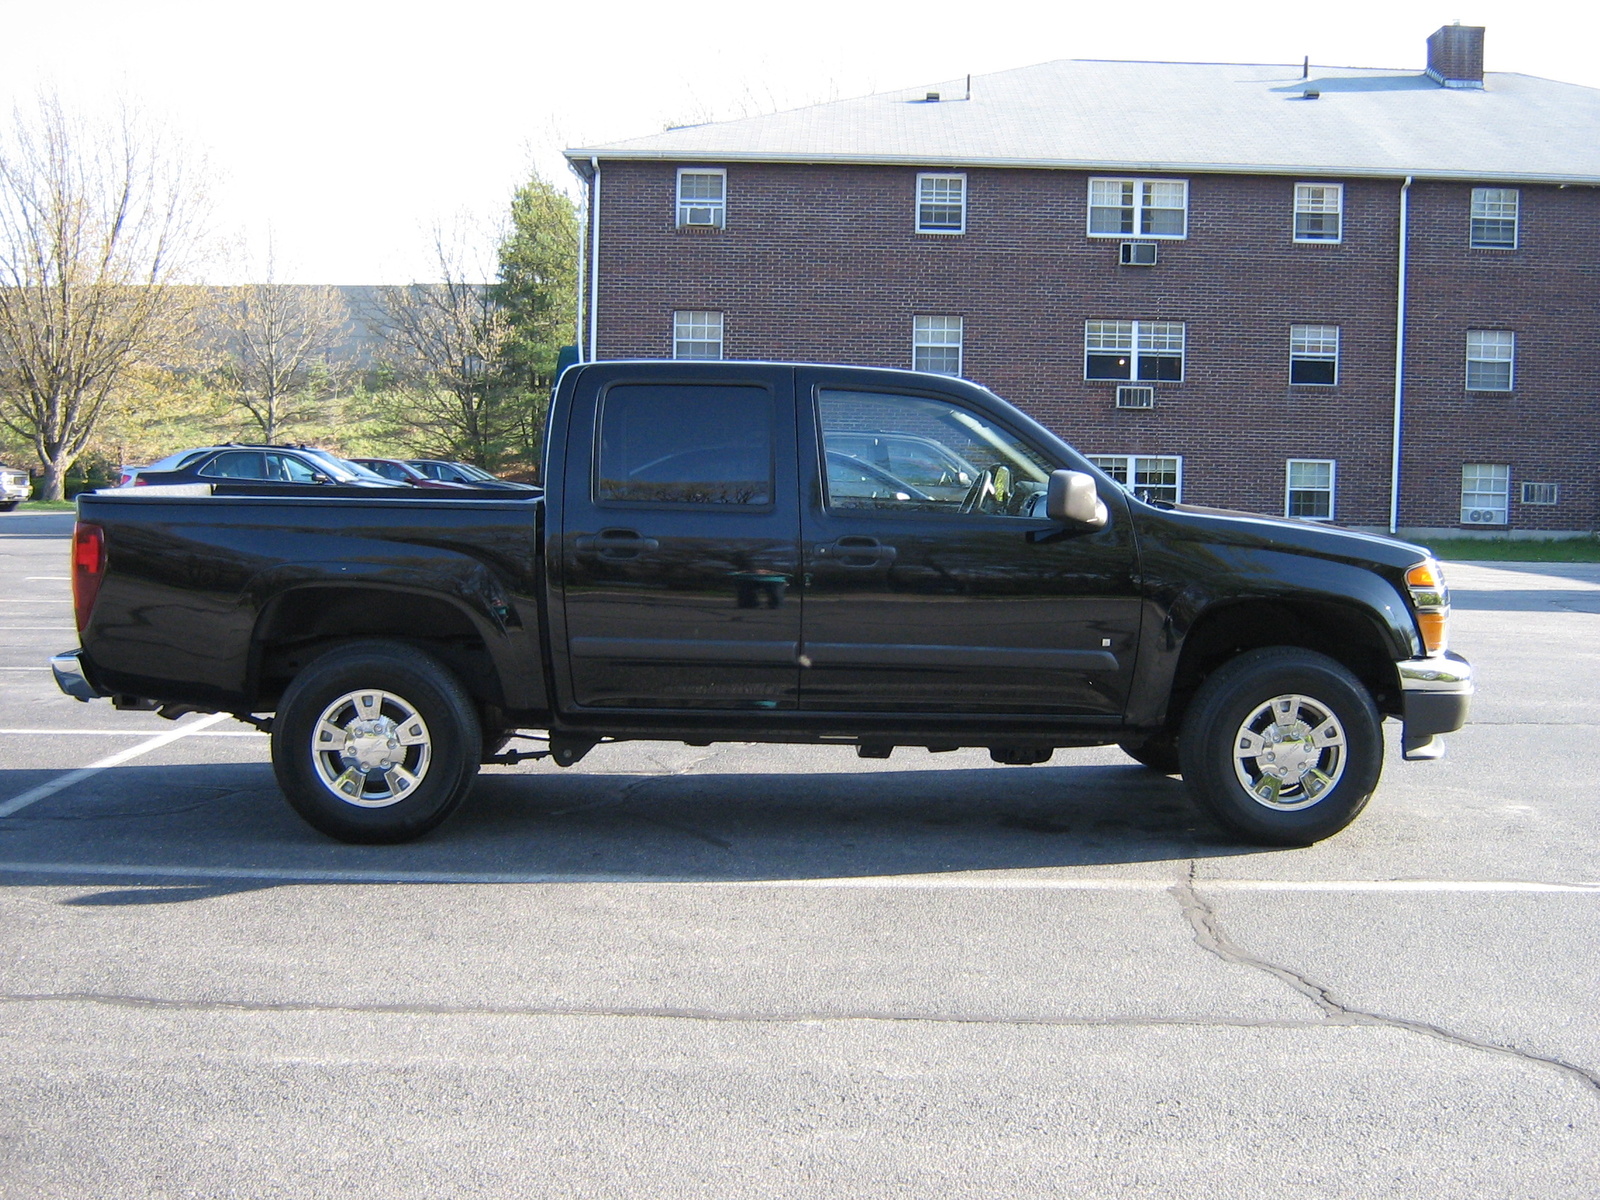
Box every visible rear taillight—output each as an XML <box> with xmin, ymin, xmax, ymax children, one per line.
<box><xmin>133</xmin><ymin>477</ymin><xmax>149</xmax><ymax>486</ymax></box>
<box><xmin>72</xmin><ymin>522</ymin><xmax>106</xmax><ymax>634</ymax></box>
<box><xmin>1405</xmin><ymin>559</ymin><xmax>1449</xmax><ymax>654</ymax></box>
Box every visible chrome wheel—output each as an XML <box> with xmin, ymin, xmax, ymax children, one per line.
<box><xmin>1231</xmin><ymin>693</ymin><xmax>1346</xmax><ymax>811</ymax></box>
<box><xmin>310</xmin><ymin>689</ymin><xmax>433</xmax><ymax>808</ymax></box>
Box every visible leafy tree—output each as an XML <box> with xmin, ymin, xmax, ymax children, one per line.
<box><xmin>0</xmin><ymin>97</ymin><xmax>207</xmax><ymax>498</ymax></box>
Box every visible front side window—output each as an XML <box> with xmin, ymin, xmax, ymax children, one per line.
<box><xmin>1293</xmin><ymin>184</ymin><xmax>1343</xmax><ymax>242</ymax></box>
<box><xmin>676</xmin><ymin>169</ymin><xmax>726</xmax><ymax>228</ymax></box>
<box><xmin>597</xmin><ymin>383</ymin><xmax>771</xmax><ymax>505</ymax></box>
<box><xmin>1085</xmin><ymin>319</ymin><xmax>1184</xmax><ymax>382</ymax></box>
<box><xmin>1286</xmin><ymin>459</ymin><xmax>1335</xmax><ymax>519</ymax></box>
<box><xmin>1466</xmin><ymin>330</ymin><xmax>1514</xmax><ymax>391</ymax></box>
<box><xmin>1289</xmin><ymin>324</ymin><xmax>1339</xmax><ymax>385</ymax></box>
<box><xmin>818</xmin><ymin>389</ymin><xmax>1052</xmax><ymax>516</ymax></box>
<box><xmin>916</xmin><ymin>173</ymin><xmax>966</xmax><ymax>233</ymax></box>
<box><xmin>673</xmin><ymin>310</ymin><xmax>724</xmax><ymax>360</ymax></box>
<box><xmin>1088</xmin><ymin>454</ymin><xmax>1183</xmax><ymax>504</ymax></box>
<box><xmin>1461</xmin><ymin>463</ymin><xmax>1509</xmax><ymax>525</ymax></box>
<box><xmin>1470</xmin><ymin>187</ymin><xmax>1518</xmax><ymax>249</ymax></box>
<box><xmin>269</xmin><ymin>454</ymin><xmax>321</xmax><ymax>483</ymax></box>
<box><xmin>1088</xmin><ymin>178</ymin><xmax>1188</xmax><ymax>238</ymax></box>
<box><xmin>912</xmin><ymin>315</ymin><xmax>963</xmax><ymax>376</ymax></box>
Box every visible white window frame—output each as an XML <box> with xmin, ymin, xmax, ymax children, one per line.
<box><xmin>676</xmin><ymin>168</ymin><xmax>726</xmax><ymax>229</ymax></box>
<box><xmin>1470</xmin><ymin>187</ymin><xmax>1519</xmax><ymax>250</ymax></box>
<box><xmin>672</xmin><ymin>310</ymin><xmax>724</xmax><ymax>360</ymax></box>
<box><xmin>1293</xmin><ymin>183</ymin><xmax>1343</xmax><ymax>243</ymax></box>
<box><xmin>1088</xmin><ymin>454</ymin><xmax>1184</xmax><ymax>504</ymax></box>
<box><xmin>1084</xmin><ymin>319</ymin><xmax>1185</xmax><ymax>383</ymax></box>
<box><xmin>1465</xmin><ymin>330</ymin><xmax>1515</xmax><ymax>392</ymax></box>
<box><xmin>1087</xmin><ymin>178</ymin><xmax>1188</xmax><ymax>240</ymax></box>
<box><xmin>912</xmin><ymin>315</ymin><xmax>963</xmax><ymax>376</ymax></box>
<box><xmin>916</xmin><ymin>173</ymin><xmax>966</xmax><ymax>234</ymax></box>
<box><xmin>1289</xmin><ymin>324</ymin><xmax>1340</xmax><ymax>386</ymax></box>
<box><xmin>1461</xmin><ymin>464</ymin><xmax>1510</xmax><ymax>526</ymax></box>
<box><xmin>1285</xmin><ymin>459</ymin><xmax>1336</xmax><ymax>520</ymax></box>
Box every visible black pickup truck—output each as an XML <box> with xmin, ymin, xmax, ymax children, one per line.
<box><xmin>52</xmin><ymin>362</ymin><xmax>1471</xmax><ymax>846</ymax></box>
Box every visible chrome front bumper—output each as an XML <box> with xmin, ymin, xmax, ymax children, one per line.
<box><xmin>1397</xmin><ymin>650</ymin><xmax>1473</xmax><ymax>760</ymax></box>
<box><xmin>51</xmin><ymin>649</ymin><xmax>106</xmax><ymax>702</ymax></box>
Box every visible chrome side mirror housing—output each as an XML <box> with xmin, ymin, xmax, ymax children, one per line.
<box><xmin>1046</xmin><ymin>470</ymin><xmax>1109</xmax><ymax>529</ymax></box>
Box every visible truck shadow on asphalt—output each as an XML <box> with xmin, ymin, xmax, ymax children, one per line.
<box><xmin>0</xmin><ymin>757</ymin><xmax>1270</xmax><ymax>900</ymax></box>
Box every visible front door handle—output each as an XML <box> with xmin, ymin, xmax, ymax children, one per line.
<box><xmin>816</xmin><ymin>536</ymin><xmax>897</xmax><ymax>568</ymax></box>
<box><xmin>574</xmin><ymin>528</ymin><xmax>661</xmax><ymax>559</ymax></box>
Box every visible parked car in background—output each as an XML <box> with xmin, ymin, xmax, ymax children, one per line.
<box><xmin>349</xmin><ymin>457</ymin><xmax>473</xmax><ymax>490</ymax></box>
<box><xmin>1</xmin><ymin>463</ymin><xmax>31</xmax><ymax>510</ymax></box>
<box><xmin>129</xmin><ymin>445</ymin><xmax>405</xmax><ymax>489</ymax></box>
<box><xmin>407</xmin><ymin>460</ymin><xmax>539</xmax><ymax>490</ymax></box>
<box><xmin>824</xmin><ymin>432</ymin><xmax>978</xmax><ymax>503</ymax></box>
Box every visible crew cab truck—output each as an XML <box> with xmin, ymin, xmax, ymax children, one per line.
<box><xmin>52</xmin><ymin>362</ymin><xmax>1472</xmax><ymax>847</ymax></box>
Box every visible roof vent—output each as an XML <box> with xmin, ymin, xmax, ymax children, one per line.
<box><xmin>1426</xmin><ymin>23</ymin><xmax>1485</xmax><ymax>89</ymax></box>
<box><xmin>924</xmin><ymin>92</ymin><xmax>941</xmax><ymax>103</ymax></box>
<box><xmin>1300</xmin><ymin>89</ymin><xmax>1320</xmax><ymax>100</ymax></box>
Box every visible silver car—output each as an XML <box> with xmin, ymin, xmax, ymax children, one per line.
<box><xmin>0</xmin><ymin>464</ymin><xmax>30</xmax><ymax>511</ymax></box>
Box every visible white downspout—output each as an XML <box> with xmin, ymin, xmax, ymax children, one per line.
<box><xmin>1390</xmin><ymin>175</ymin><xmax>1413</xmax><ymax>535</ymax></box>
<box><xmin>588</xmin><ymin>157</ymin><xmax>601</xmax><ymax>362</ymax></box>
<box><xmin>571</xmin><ymin>160</ymin><xmax>587</xmax><ymax>362</ymax></box>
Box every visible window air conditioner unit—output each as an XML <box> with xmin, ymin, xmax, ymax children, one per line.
<box><xmin>1463</xmin><ymin>508</ymin><xmax>1503</xmax><ymax>524</ymax></box>
<box><xmin>1115</xmin><ymin>385</ymin><xmax>1156</xmax><ymax>409</ymax></box>
<box><xmin>680</xmin><ymin>208</ymin><xmax>721</xmax><ymax>228</ymax></box>
<box><xmin>1120</xmin><ymin>241</ymin><xmax>1158</xmax><ymax>266</ymax></box>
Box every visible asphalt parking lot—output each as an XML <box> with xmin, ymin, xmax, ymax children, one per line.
<box><xmin>1</xmin><ymin>509</ymin><xmax>1597</xmax><ymax>1197</ymax></box>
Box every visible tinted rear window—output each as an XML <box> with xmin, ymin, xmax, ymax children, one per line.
<box><xmin>597</xmin><ymin>384</ymin><xmax>772</xmax><ymax>505</ymax></box>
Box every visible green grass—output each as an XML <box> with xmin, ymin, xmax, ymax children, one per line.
<box><xmin>13</xmin><ymin>500</ymin><xmax>76</xmax><ymax>512</ymax></box>
<box><xmin>1424</xmin><ymin>536</ymin><xmax>1600</xmax><ymax>563</ymax></box>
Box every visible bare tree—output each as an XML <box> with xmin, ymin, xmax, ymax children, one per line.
<box><xmin>373</xmin><ymin>225</ymin><xmax>511</xmax><ymax>466</ymax></box>
<box><xmin>210</xmin><ymin>253</ymin><xmax>350</xmax><ymax>443</ymax></box>
<box><xmin>0</xmin><ymin>96</ymin><xmax>207</xmax><ymax>498</ymax></box>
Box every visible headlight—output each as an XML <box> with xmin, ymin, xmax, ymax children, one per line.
<box><xmin>1404</xmin><ymin>558</ymin><xmax>1449</xmax><ymax>655</ymax></box>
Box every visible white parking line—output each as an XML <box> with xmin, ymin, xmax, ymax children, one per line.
<box><xmin>23</xmin><ymin>577</ymin><xmax>68</xmax><ymax>581</ymax></box>
<box><xmin>0</xmin><ymin>667</ymin><xmax>50</xmax><ymax>671</ymax></box>
<box><xmin>0</xmin><ymin>713</ymin><xmax>234</xmax><ymax>818</ymax></box>
<box><xmin>0</xmin><ymin>728</ymin><xmax>265</xmax><ymax>736</ymax></box>
<box><xmin>0</xmin><ymin>862</ymin><xmax>1593</xmax><ymax>891</ymax></box>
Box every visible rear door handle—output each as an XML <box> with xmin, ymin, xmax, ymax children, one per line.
<box><xmin>574</xmin><ymin>529</ymin><xmax>661</xmax><ymax>559</ymax></box>
<box><xmin>816</xmin><ymin>536</ymin><xmax>896</xmax><ymax>568</ymax></box>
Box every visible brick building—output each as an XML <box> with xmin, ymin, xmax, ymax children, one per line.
<box><xmin>565</xmin><ymin>26</ymin><xmax>1600</xmax><ymax>537</ymax></box>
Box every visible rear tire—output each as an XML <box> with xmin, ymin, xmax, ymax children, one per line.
<box><xmin>1178</xmin><ymin>647</ymin><xmax>1382</xmax><ymax>846</ymax></box>
<box><xmin>271</xmin><ymin>640</ymin><xmax>481</xmax><ymax>844</ymax></box>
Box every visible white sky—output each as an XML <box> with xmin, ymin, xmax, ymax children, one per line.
<box><xmin>1</xmin><ymin>0</ymin><xmax>1591</xmax><ymax>283</ymax></box>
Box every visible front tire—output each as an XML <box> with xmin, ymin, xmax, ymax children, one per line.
<box><xmin>1178</xmin><ymin>647</ymin><xmax>1383</xmax><ymax>846</ymax></box>
<box><xmin>272</xmin><ymin>640</ymin><xmax>481</xmax><ymax>843</ymax></box>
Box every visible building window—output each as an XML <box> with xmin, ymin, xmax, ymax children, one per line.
<box><xmin>1286</xmin><ymin>459</ymin><xmax>1335</xmax><ymax>519</ymax></box>
<box><xmin>1466</xmin><ymin>330</ymin><xmax>1514</xmax><ymax>391</ymax></box>
<box><xmin>1088</xmin><ymin>178</ymin><xmax>1187</xmax><ymax>238</ymax></box>
<box><xmin>912</xmin><ymin>315</ymin><xmax>963</xmax><ymax>375</ymax></box>
<box><xmin>1470</xmin><ymin>187</ymin><xmax>1518</xmax><ymax>249</ymax></box>
<box><xmin>1293</xmin><ymin>184</ymin><xmax>1342</xmax><ymax>242</ymax></box>
<box><xmin>1085</xmin><ymin>320</ymin><xmax>1184</xmax><ymax>382</ymax></box>
<box><xmin>1289</xmin><ymin>324</ymin><xmax>1339</xmax><ymax>385</ymax></box>
<box><xmin>1089</xmin><ymin>455</ymin><xmax>1183</xmax><ymax>504</ymax></box>
<box><xmin>916</xmin><ymin>173</ymin><xmax>966</xmax><ymax>233</ymax></box>
<box><xmin>1461</xmin><ymin>464</ymin><xmax>1510</xmax><ymax>525</ymax></box>
<box><xmin>1521</xmin><ymin>481</ymin><xmax>1559</xmax><ymax>506</ymax></box>
<box><xmin>676</xmin><ymin>169</ymin><xmax>726</xmax><ymax>228</ymax></box>
<box><xmin>672</xmin><ymin>311</ymin><xmax>723</xmax><ymax>360</ymax></box>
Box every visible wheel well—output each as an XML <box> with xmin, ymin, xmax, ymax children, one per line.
<box><xmin>252</xmin><ymin>587</ymin><xmax>502</xmax><ymax>711</ymax></box>
<box><xmin>1166</xmin><ymin>600</ymin><xmax>1398</xmax><ymax>731</ymax></box>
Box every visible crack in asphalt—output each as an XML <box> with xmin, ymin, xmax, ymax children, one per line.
<box><xmin>1172</xmin><ymin>868</ymin><xmax>1600</xmax><ymax>1100</ymax></box>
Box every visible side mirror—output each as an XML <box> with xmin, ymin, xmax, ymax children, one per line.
<box><xmin>1045</xmin><ymin>470</ymin><xmax>1109</xmax><ymax>529</ymax></box>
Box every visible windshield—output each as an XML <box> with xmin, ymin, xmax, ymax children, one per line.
<box><xmin>456</xmin><ymin>463</ymin><xmax>501</xmax><ymax>482</ymax></box>
<box><xmin>297</xmin><ymin>448</ymin><xmax>388</xmax><ymax>482</ymax></box>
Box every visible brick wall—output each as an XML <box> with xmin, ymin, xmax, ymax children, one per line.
<box><xmin>591</xmin><ymin>160</ymin><xmax>1600</xmax><ymax>532</ymax></box>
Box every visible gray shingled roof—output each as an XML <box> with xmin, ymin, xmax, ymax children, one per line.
<box><xmin>565</xmin><ymin>60</ymin><xmax>1600</xmax><ymax>183</ymax></box>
